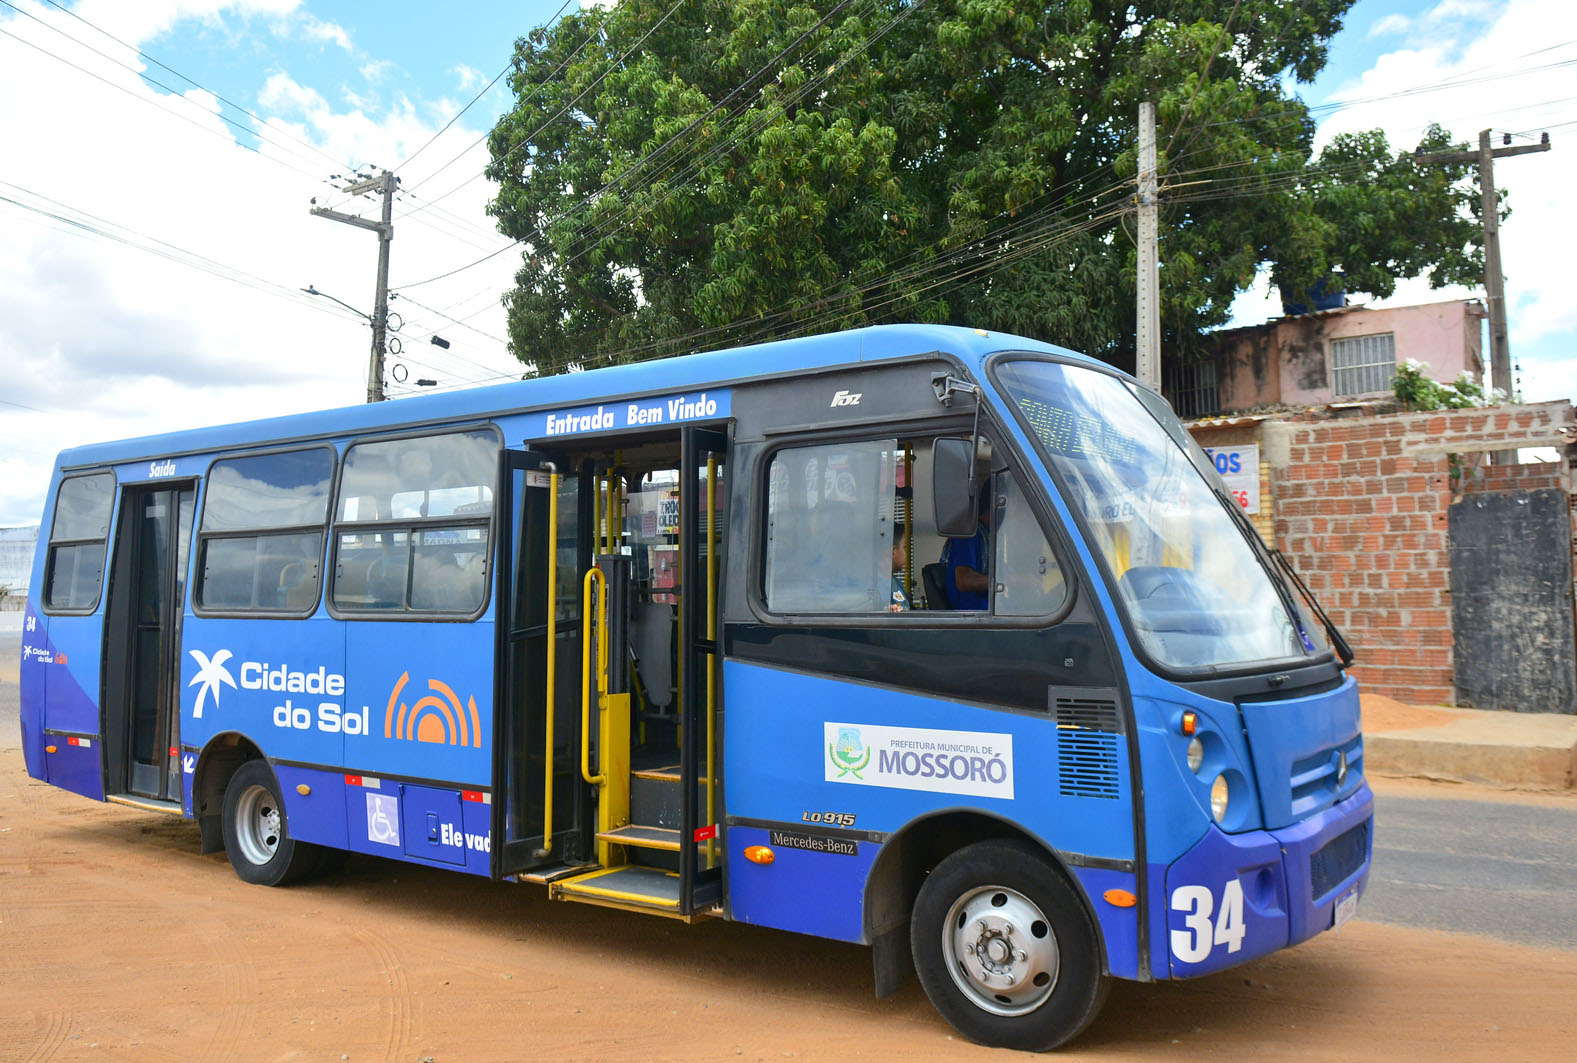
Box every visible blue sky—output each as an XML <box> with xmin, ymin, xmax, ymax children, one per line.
<box><xmin>0</xmin><ymin>0</ymin><xmax>1571</xmax><ymax>527</ymax></box>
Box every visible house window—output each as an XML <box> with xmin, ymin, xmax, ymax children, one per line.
<box><xmin>1164</xmin><ymin>359</ymin><xmax>1220</xmax><ymax>419</ymax></box>
<box><xmin>1330</xmin><ymin>333</ymin><xmax>1397</xmax><ymax>397</ymax></box>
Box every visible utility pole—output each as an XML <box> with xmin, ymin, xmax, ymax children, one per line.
<box><xmin>1416</xmin><ymin>130</ymin><xmax>1550</xmax><ymax>407</ymax></box>
<box><xmin>1135</xmin><ymin>101</ymin><xmax>1161</xmax><ymax>390</ymax></box>
<box><xmin>311</xmin><ymin>170</ymin><xmax>397</xmax><ymax>402</ymax></box>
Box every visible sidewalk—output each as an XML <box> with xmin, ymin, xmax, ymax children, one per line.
<box><xmin>1363</xmin><ymin>693</ymin><xmax>1577</xmax><ymax>791</ymax></box>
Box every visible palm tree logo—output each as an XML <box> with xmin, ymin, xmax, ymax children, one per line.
<box><xmin>188</xmin><ymin>649</ymin><xmax>237</xmax><ymax>719</ymax></box>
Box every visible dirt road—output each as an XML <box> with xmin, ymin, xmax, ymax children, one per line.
<box><xmin>2</xmin><ymin>742</ymin><xmax>1574</xmax><ymax>1062</ymax></box>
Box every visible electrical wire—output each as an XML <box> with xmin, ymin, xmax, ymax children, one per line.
<box><xmin>30</xmin><ymin>0</ymin><xmax>357</xmax><ymax>173</ymax></box>
<box><xmin>394</xmin><ymin>0</ymin><xmax>911</xmax><ymax>291</ymax></box>
<box><xmin>0</xmin><ymin>4</ymin><xmax>339</xmax><ymax>182</ymax></box>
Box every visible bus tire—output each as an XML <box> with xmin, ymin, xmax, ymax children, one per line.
<box><xmin>220</xmin><ymin>760</ymin><xmax>321</xmax><ymax>886</ymax></box>
<box><xmin>910</xmin><ymin>839</ymin><xmax>1108</xmax><ymax>1051</ymax></box>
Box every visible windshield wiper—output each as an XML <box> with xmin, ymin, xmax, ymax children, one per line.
<box><xmin>1206</xmin><ymin>480</ymin><xmax>1354</xmax><ymax>669</ymax></box>
<box><xmin>1268</xmin><ymin>548</ymin><xmax>1355</xmax><ymax>668</ymax></box>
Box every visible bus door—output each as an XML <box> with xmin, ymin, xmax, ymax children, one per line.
<box><xmin>102</xmin><ymin>481</ymin><xmax>195</xmax><ymax>805</ymax></box>
<box><xmin>494</xmin><ymin>449</ymin><xmax>588</xmax><ymax>875</ymax></box>
<box><xmin>495</xmin><ymin>428</ymin><xmax>727</xmax><ymax>920</ymax></box>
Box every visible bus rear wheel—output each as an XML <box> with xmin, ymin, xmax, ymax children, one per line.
<box><xmin>911</xmin><ymin>840</ymin><xmax>1108</xmax><ymax>1051</ymax></box>
<box><xmin>220</xmin><ymin>760</ymin><xmax>322</xmax><ymax>886</ymax></box>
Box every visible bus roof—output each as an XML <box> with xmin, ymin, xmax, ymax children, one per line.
<box><xmin>55</xmin><ymin>323</ymin><xmax>1095</xmax><ymax>468</ymax></box>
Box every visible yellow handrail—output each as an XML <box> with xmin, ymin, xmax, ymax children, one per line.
<box><xmin>538</xmin><ymin>468</ymin><xmax>559</xmax><ymax>855</ymax></box>
<box><xmin>581</xmin><ymin>565</ymin><xmax>608</xmax><ymax>786</ymax></box>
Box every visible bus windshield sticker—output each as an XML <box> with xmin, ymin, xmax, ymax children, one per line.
<box><xmin>527</xmin><ymin>389</ymin><xmax>730</xmax><ymax>439</ymax></box>
<box><xmin>824</xmin><ymin>722</ymin><xmax>1014</xmax><ymax>800</ymax></box>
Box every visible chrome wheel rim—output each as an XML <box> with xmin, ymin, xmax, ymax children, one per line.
<box><xmin>941</xmin><ymin>884</ymin><xmax>1060</xmax><ymax>1016</ymax></box>
<box><xmin>234</xmin><ymin>784</ymin><xmax>282</xmax><ymax>866</ymax></box>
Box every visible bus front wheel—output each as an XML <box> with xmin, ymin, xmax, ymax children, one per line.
<box><xmin>911</xmin><ymin>840</ymin><xmax>1109</xmax><ymax>1051</ymax></box>
<box><xmin>220</xmin><ymin>760</ymin><xmax>321</xmax><ymax>886</ymax></box>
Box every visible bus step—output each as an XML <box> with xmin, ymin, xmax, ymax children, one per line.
<box><xmin>597</xmin><ymin>824</ymin><xmax>681</xmax><ymax>852</ymax></box>
<box><xmin>106</xmin><ymin>793</ymin><xmax>184</xmax><ymax>816</ymax></box>
<box><xmin>632</xmin><ymin>764</ymin><xmax>681</xmax><ymax>781</ymax></box>
<box><xmin>516</xmin><ymin>862</ymin><xmax>595</xmax><ymax>885</ymax></box>
<box><xmin>551</xmin><ymin>864</ymin><xmax>689</xmax><ymax>918</ymax></box>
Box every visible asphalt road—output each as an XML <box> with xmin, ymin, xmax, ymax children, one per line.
<box><xmin>1363</xmin><ymin>788</ymin><xmax>1577</xmax><ymax>949</ymax></box>
<box><xmin>4</xmin><ymin>628</ymin><xmax>1573</xmax><ymax>950</ymax></box>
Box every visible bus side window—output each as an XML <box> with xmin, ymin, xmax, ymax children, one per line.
<box><xmin>44</xmin><ymin>471</ymin><xmax>115</xmax><ymax>613</ymax></box>
<box><xmin>330</xmin><ymin>429</ymin><xmax>498</xmax><ymax>617</ymax></box>
<box><xmin>763</xmin><ymin>439</ymin><xmax>897</xmax><ymax>614</ymax></box>
<box><xmin>195</xmin><ymin>448</ymin><xmax>334</xmax><ymax>616</ymax></box>
<box><xmin>992</xmin><ymin>472</ymin><xmax>1067</xmax><ymax>617</ymax></box>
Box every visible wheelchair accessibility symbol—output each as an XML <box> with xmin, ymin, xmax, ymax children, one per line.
<box><xmin>365</xmin><ymin>792</ymin><xmax>400</xmax><ymax>847</ymax></box>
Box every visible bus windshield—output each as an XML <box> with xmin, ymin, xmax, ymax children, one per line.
<box><xmin>996</xmin><ymin>358</ymin><xmax>1324</xmax><ymax>672</ymax></box>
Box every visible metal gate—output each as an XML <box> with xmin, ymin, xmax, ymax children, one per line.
<box><xmin>1449</xmin><ymin>487</ymin><xmax>1577</xmax><ymax>714</ymax></box>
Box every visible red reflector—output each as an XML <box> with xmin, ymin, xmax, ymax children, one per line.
<box><xmin>169</xmin><ymin>746</ymin><xmax>179</xmax><ymax>757</ymax></box>
<box><xmin>345</xmin><ymin>774</ymin><xmax>362</xmax><ymax>786</ymax></box>
<box><xmin>694</xmin><ymin>824</ymin><xmax>717</xmax><ymax>842</ymax></box>
<box><xmin>67</xmin><ymin>736</ymin><xmax>80</xmax><ymax>746</ymax></box>
<box><xmin>462</xmin><ymin>791</ymin><xmax>484</xmax><ymax>803</ymax></box>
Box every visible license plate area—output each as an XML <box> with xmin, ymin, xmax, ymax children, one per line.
<box><xmin>1332</xmin><ymin>887</ymin><xmax>1358</xmax><ymax>931</ymax></box>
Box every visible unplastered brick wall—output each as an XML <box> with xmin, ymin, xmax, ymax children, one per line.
<box><xmin>1270</xmin><ymin>401</ymin><xmax>1576</xmax><ymax>705</ymax></box>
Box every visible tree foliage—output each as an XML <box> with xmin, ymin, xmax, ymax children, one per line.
<box><xmin>485</xmin><ymin>0</ymin><xmax>1485</xmax><ymax>374</ymax></box>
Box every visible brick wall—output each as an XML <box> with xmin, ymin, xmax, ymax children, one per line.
<box><xmin>1270</xmin><ymin>402</ymin><xmax>1575</xmax><ymax>704</ymax></box>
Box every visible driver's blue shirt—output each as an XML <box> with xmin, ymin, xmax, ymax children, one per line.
<box><xmin>942</xmin><ymin>527</ymin><xmax>988</xmax><ymax>610</ymax></box>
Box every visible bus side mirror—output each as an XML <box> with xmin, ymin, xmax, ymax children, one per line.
<box><xmin>933</xmin><ymin>438</ymin><xmax>978</xmax><ymax>537</ymax></box>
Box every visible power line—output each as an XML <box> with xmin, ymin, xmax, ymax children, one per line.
<box><xmin>399</xmin><ymin>4</ymin><xmax>622</xmax><ymax>201</ymax></box>
<box><xmin>394</xmin><ymin>0</ymin><xmax>907</xmax><ymax>292</ymax></box>
<box><xmin>0</xmin><ymin>181</ymin><xmax>366</xmax><ymax>326</ymax></box>
<box><xmin>32</xmin><ymin>0</ymin><xmax>356</xmax><ymax>173</ymax></box>
<box><xmin>0</xmin><ymin>3</ymin><xmax>339</xmax><ymax>180</ymax></box>
<box><xmin>393</xmin><ymin>0</ymin><xmax>576</xmax><ymax>174</ymax></box>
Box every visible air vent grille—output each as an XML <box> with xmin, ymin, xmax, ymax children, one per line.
<box><xmin>1051</xmin><ymin>688</ymin><xmax>1122</xmax><ymax>800</ymax></box>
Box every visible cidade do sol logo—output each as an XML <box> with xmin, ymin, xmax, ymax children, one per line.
<box><xmin>187</xmin><ymin>648</ymin><xmax>368</xmax><ymax>735</ymax></box>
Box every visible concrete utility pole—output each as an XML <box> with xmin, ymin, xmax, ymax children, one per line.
<box><xmin>311</xmin><ymin>170</ymin><xmax>397</xmax><ymax>402</ymax></box>
<box><xmin>1135</xmin><ymin>101</ymin><xmax>1161</xmax><ymax>390</ymax></box>
<box><xmin>1416</xmin><ymin>130</ymin><xmax>1550</xmax><ymax>405</ymax></box>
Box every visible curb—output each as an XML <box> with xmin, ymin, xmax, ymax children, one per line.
<box><xmin>1364</xmin><ymin>706</ymin><xmax>1577</xmax><ymax>791</ymax></box>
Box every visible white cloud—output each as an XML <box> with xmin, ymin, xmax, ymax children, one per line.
<box><xmin>1311</xmin><ymin>0</ymin><xmax>1574</xmax><ymax>398</ymax></box>
<box><xmin>259</xmin><ymin>69</ymin><xmax>326</xmax><ymax>113</ymax></box>
<box><xmin>72</xmin><ymin>0</ymin><xmax>302</xmax><ymax>48</ymax></box>
<box><xmin>0</xmin><ymin>0</ymin><xmax>524</xmax><ymax>527</ymax></box>
<box><xmin>297</xmin><ymin>13</ymin><xmax>351</xmax><ymax>51</ymax></box>
<box><xmin>361</xmin><ymin>59</ymin><xmax>393</xmax><ymax>82</ymax></box>
<box><xmin>452</xmin><ymin>63</ymin><xmax>485</xmax><ymax>91</ymax></box>
<box><xmin>1424</xmin><ymin>0</ymin><xmax>1498</xmax><ymax>26</ymax></box>
<box><xmin>1368</xmin><ymin>14</ymin><xmax>1412</xmax><ymax>37</ymax></box>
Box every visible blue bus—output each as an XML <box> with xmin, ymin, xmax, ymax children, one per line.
<box><xmin>18</xmin><ymin>324</ymin><xmax>1370</xmax><ymax>1050</ymax></box>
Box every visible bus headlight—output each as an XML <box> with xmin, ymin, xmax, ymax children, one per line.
<box><xmin>1186</xmin><ymin>737</ymin><xmax>1205</xmax><ymax>773</ymax></box>
<box><xmin>1210</xmin><ymin>774</ymin><xmax>1230</xmax><ymax>822</ymax></box>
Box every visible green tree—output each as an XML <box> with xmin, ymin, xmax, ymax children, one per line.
<box><xmin>485</xmin><ymin>0</ymin><xmax>1484</xmax><ymax>375</ymax></box>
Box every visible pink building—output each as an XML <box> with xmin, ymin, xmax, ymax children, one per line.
<box><xmin>1167</xmin><ymin>299</ymin><xmax>1487</xmax><ymax>417</ymax></box>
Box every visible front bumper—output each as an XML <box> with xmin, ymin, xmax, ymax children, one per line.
<box><xmin>1158</xmin><ymin>783</ymin><xmax>1374</xmax><ymax>978</ymax></box>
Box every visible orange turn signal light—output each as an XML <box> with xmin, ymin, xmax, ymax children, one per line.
<box><xmin>1103</xmin><ymin>889</ymin><xmax>1137</xmax><ymax>908</ymax></box>
<box><xmin>45</xmin><ymin>745</ymin><xmax>58</xmax><ymax>754</ymax></box>
<box><xmin>296</xmin><ymin>784</ymin><xmax>311</xmax><ymax>796</ymax></box>
<box><xmin>744</xmin><ymin>845</ymin><xmax>775</xmax><ymax>865</ymax></box>
<box><xmin>1181</xmin><ymin>711</ymin><xmax>1197</xmax><ymax>736</ymax></box>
